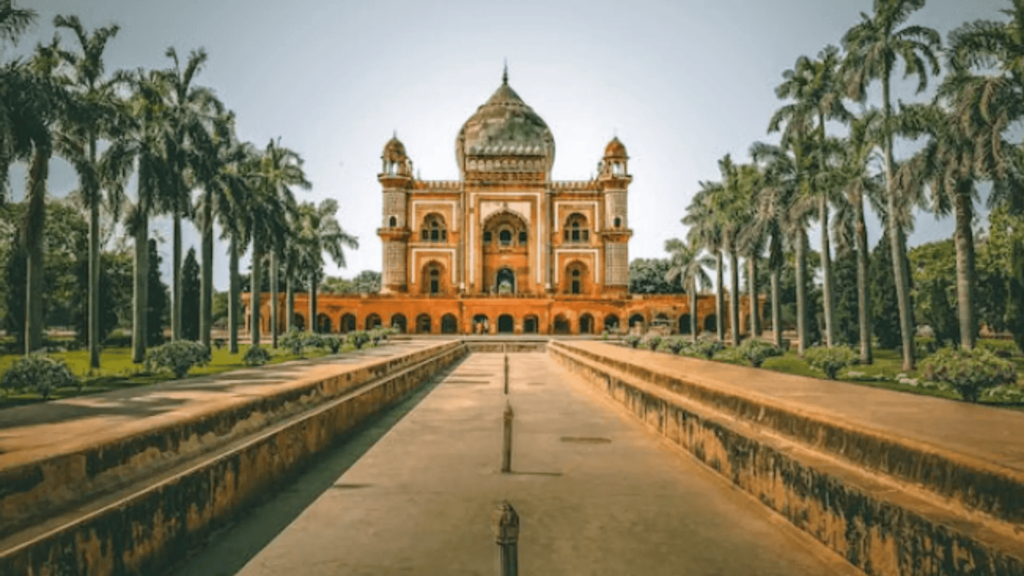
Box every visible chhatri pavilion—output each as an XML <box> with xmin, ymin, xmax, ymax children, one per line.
<box><xmin>247</xmin><ymin>69</ymin><xmax>759</xmax><ymax>336</ymax></box>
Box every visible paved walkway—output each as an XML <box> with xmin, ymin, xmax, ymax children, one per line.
<box><xmin>0</xmin><ymin>341</ymin><xmax>442</xmax><ymax>470</ymax></box>
<box><xmin>568</xmin><ymin>341</ymin><xmax>1024</xmax><ymax>471</ymax></box>
<box><xmin>217</xmin><ymin>352</ymin><xmax>856</xmax><ymax>576</ymax></box>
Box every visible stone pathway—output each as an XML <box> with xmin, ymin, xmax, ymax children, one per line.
<box><xmin>218</xmin><ymin>352</ymin><xmax>857</xmax><ymax>576</ymax></box>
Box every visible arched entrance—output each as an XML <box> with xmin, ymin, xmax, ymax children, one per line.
<box><xmin>441</xmin><ymin>314</ymin><xmax>458</xmax><ymax>334</ymax></box>
<box><xmin>553</xmin><ymin>315</ymin><xmax>571</xmax><ymax>335</ymax></box>
<box><xmin>316</xmin><ymin>314</ymin><xmax>332</xmax><ymax>333</ymax></box>
<box><xmin>579</xmin><ymin>313</ymin><xmax>594</xmax><ymax>334</ymax></box>
<box><xmin>472</xmin><ymin>314</ymin><xmax>489</xmax><ymax>335</ymax></box>
<box><xmin>498</xmin><ymin>314</ymin><xmax>515</xmax><ymax>334</ymax></box>
<box><xmin>679</xmin><ymin>314</ymin><xmax>692</xmax><ymax>335</ymax></box>
<box><xmin>340</xmin><ymin>313</ymin><xmax>356</xmax><ymax>333</ymax></box>
<box><xmin>604</xmin><ymin>314</ymin><xmax>620</xmax><ymax>332</ymax></box>
<box><xmin>496</xmin><ymin>268</ymin><xmax>516</xmax><ymax>295</ymax></box>
<box><xmin>416</xmin><ymin>314</ymin><xmax>432</xmax><ymax>334</ymax></box>
<box><xmin>293</xmin><ymin>314</ymin><xmax>305</xmax><ymax>332</ymax></box>
<box><xmin>366</xmin><ymin>313</ymin><xmax>382</xmax><ymax>330</ymax></box>
<box><xmin>628</xmin><ymin>314</ymin><xmax>645</xmax><ymax>329</ymax></box>
<box><xmin>523</xmin><ymin>315</ymin><xmax>538</xmax><ymax>334</ymax></box>
<box><xmin>703</xmin><ymin>314</ymin><xmax>717</xmax><ymax>334</ymax></box>
<box><xmin>391</xmin><ymin>314</ymin><xmax>407</xmax><ymax>333</ymax></box>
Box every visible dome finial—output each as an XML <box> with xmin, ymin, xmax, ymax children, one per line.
<box><xmin>502</xmin><ymin>58</ymin><xmax>508</xmax><ymax>85</ymax></box>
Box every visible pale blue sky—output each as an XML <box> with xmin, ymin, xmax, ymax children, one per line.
<box><xmin>9</xmin><ymin>0</ymin><xmax>1008</xmax><ymax>290</ymax></box>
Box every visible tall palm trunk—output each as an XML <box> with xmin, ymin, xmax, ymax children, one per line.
<box><xmin>954</xmin><ymin>184</ymin><xmax>977</xmax><ymax>349</ymax></box>
<box><xmin>200</xmin><ymin>192</ymin><xmax>213</xmax><ymax>348</ymax></box>
<box><xmin>882</xmin><ymin>73</ymin><xmax>915</xmax><ymax>371</ymax></box>
<box><xmin>690</xmin><ymin>278</ymin><xmax>698</xmax><ymax>344</ymax></box>
<box><xmin>770</xmin><ymin>268</ymin><xmax>782</xmax><ymax>348</ymax></box>
<box><xmin>820</xmin><ymin>195</ymin><xmax>835</xmax><ymax>348</ymax></box>
<box><xmin>270</xmin><ymin>250</ymin><xmax>279</xmax><ymax>348</ymax></box>
<box><xmin>24</xmin><ymin>145</ymin><xmax>49</xmax><ymax>354</ymax></box>
<box><xmin>795</xmin><ymin>231</ymin><xmax>808</xmax><ymax>355</ymax></box>
<box><xmin>228</xmin><ymin>236</ymin><xmax>239</xmax><ymax>354</ymax></box>
<box><xmin>715</xmin><ymin>251</ymin><xmax>725</xmax><ymax>341</ymax></box>
<box><xmin>818</xmin><ymin>116</ymin><xmax>835</xmax><ymax>348</ymax></box>
<box><xmin>748</xmin><ymin>256</ymin><xmax>760</xmax><ymax>337</ymax></box>
<box><xmin>250</xmin><ymin>227</ymin><xmax>262</xmax><ymax>346</ymax></box>
<box><xmin>132</xmin><ymin>214</ymin><xmax>149</xmax><ymax>364</ymax></box>
<box><xmin>286</xmin><ymin>275</ymin><xmax>294</xmax><ymax>332</ymax></box>
<box><xmin>88</xmin><ymin>137</ymin><xmax>101</xmax><ymax>368</ymax></box>
<box><xmin>308</xmin><ymin>273</ymin><xmax>318</xmax><ymax>333</ymax></box>
<box><xmin>172</xmin><ymin>211</ymin><xmax>182</xmax><ymax>341</ymax></box>
<box><xmin>854</xmin><ymin>189</ymin><xmax>873</xmax><ymax>363</ymax></box>
<box><xmin>729</xmin><ymin>250</ymin><xmax>740</xmax><ymax>346</ymax></box>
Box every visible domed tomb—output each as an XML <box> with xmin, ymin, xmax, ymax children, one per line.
<box><xmin>456</xmin><ymin>68</ymin><xmax>555</xmax><ymax>176</ymax></box>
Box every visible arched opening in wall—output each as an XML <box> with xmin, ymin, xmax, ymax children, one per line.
<box><xmin>366</xmin><ymin>313</ymin><xmax>382</xmax><ymax>330</ymax></box>
<box><xmin>579</xmin><ymin>313</ymin><xmax>594</xmax><ymax>334</ymax></box>
<box><xmin>679</xmin><ymin>314</ymin><xmax>692</xmax><ymax>335</ymax></box>
<box><xmin>523</xmin><ymin>315</ymin><xmax>538</xmax><ymax>334</ymax></box>
<box><xmin>564</xmin><ymin>261</ymin><xmax>588</xmax><ymax>295</ymax></box>
<box><xmin>604</xmin><ymin>314</ymin><xmax>620</xmax><ymax>332</ymax></box>
<box><xmin>628</xmin><ymin>314</ymin><xmax>645</xmax><ymax>329</ymax></box>
<box><xmin>498</xmin><ymin>314</ymin><xmax>514</xmax><ymax>334</ymax></box>
<box><xmin>388</xmin><ymin>215</ymin><xmax>397</xmax><ymax>228</ymax></box>
<box><xmin>293</xmin><ymin>314</ymin><xmax>305</xmax><ymax>332</ymax></box>
<box><xmin>653</xmin><ymin>313</ymin><xmax>671</xmax><ymax>331</ymax></box>
<box><xmin>421</xmin><ymin>262</ymin><xmax>446</xmax><ymax>295</ymax></box>
<box><xmin>340</xmin><ymin>313</ymin><xmax>356</xmax><ymax>333</ymax></box>
<box><xmin>613</xmin><ymin>217</ymin><xmax>622</xmax><ymax>228</ymax></box>
<box><xmin>472</xmin><ymin>314</ymin><xmax>489</xmax><ymax>335</ymax></box>
<box><xmin>317</xmin><ymin>314</ymin><xmax>332</xmax><ymax>334</ymax></box>
<box><xmin>416</xmin><ymin>314</ymin><xmax>432</xmax><ymax>334</ymax></box>
<box><xmin>553</xmin><ymin>314</ymin><xmax>571</xmax><ymax>335</ymax></box>
<box><xmin>563</xmin><ymin>213</ymin><xmax>589</xmax><ymax>243</ymax></box>
<box><xmin>420</xmin><ymin>213</ymin><xmax>447</xmax><ymax>242</ymax></box>
<box><xmin>390</xmin><ymin>314</ymin><xmax>407</xmax><ymax>333</ymax></box>
<box><xmin>496</xmin><ymin>268</ymin><xmax>516</xmax><ymax>295</ymax></box>
<box><xmin>441</xmin><ymin>314</ymin><xmax>458</xmax><ymax>334</ymax></box>
<box><xmin>703</xmin><ymin>314</ymin><xmax>717</xmax><ymax>334</ymax></box>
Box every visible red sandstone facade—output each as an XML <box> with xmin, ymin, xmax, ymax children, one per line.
<box><xmin>245</xmin><ymin>70</ymin><xmax>764</xmax><ymax>336</ymax></box>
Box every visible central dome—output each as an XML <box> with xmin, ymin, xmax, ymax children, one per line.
<box><xmin>456</xmin><ymin>69</ymin><xmax>555</xmax><ymax>173</ymax></box>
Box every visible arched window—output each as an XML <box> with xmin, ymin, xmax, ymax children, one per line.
<box><xmin>499</xmin><ymin>229</ymin><xmax>512</xmax><ymax>246</ymax></box>
<box><xmin>518</xmin><ymin>230</ymin><xmax>527</xmax><ymax>244</ymax></box>
<box><xmin>430</xmin><ymin>268</ymin><xmax>440</xmax><ymax>294</ymax></box>
<box><xmin>483</xmin><ymin>231</ymin><xmax>492</xmax><ymax>245</ymax></box>
<box><xmin>613</xmin><ymin>217</ymin><xmax>622</xmax><ymax>228</ymax></box>
<box><xmin>571</xmin><ymin>268</ymin><xmax>581</xmax><ymax>294</ymax></box>
<box><xmin>388</xmin><ymin>215</ymin><xmax>397</xmax><ymax>227</ymax></box>
<box><xmin>564</xmin><ymin>213</ymin><xmax>589</xmax><ymax>243</ymax></box>
<box><xmin>421</xmin><ymin>214</ymin><xmax>447</xmax><ymax>242</ymax></box>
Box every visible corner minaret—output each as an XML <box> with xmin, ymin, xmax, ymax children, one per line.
<box><xmin>598</xmin><ymin>137</ymin><xmax>633</xmax><ymax>291</ymax></box>
<box><xmin>378</xmin><ymin>134</ymin><xmax>413</xmax><ymax>293</ymax></box>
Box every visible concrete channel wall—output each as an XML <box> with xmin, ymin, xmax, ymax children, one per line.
<box><xmin>0</xmin><ymin>341</ymin><xmax>466</xmax><ymax>576</ymax></box>
<box><xmin>549</xmin><ymin>341</ymin><xmax>1024</xmax><ymax>576</ymax></box>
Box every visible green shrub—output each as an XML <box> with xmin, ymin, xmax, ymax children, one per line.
<box><xmin>243</xmin><ymin>345</ymin><xmax>272</xmax><ymax>367</ymax></box>
<box><xmin>1</xmin><ymin>354</ymin><xmax>79</xmax><ymax>399</ymax></box>
<box><xmin>369</xmin><ymin>328</ymin><xmax>386</xmax><ymax>346</ymax></box>
<box><xmin>643</xmin><ymin>335</ymin><xmax>662</xmax><ymax>351</ymax></box>
<box><xmin>921</xmin><ymin>347</ymin><xmax>1018</xmax><ymax>403</ymax></box>
<box><xmin>624</xmin><ymin>335</ymin><xmax>641</xmax><ymax>349</ymax></box>
<box><xmin>322</xmin><ymin>334</ymin><xmax>343</xmax><ymax>354</ymax></box>
<box><xmin>803</xmin><ymin>346</ymin><xmax>858</xmax><ymax>380</ymax></box>
<box><xmin>977</xmin><ymin>339</ymin><xmax>1019</xmax><ymax>359</ymax></box>
<box><xmin>684</xmin><ymin>337</ymin><xmax>723</xmax><ymax>360</ymax></box>
<box><xmin>347</xmin><ymin>330</ymin><xmax>371</xmax><ymax>350</ymax></box>
<box><xmin>727</xmin><ymin>340</ymin><xmax>783</xmax><ymax>368</ymax></box>
<box><xmin>145</xmin><ymin>340</ymin><xmax>211</xmax><ymax>379</ymax></box>
<box><xmin>281</xmin><ymin>330</ymin><xmax>324</xmax><ymax>357</ymax></box>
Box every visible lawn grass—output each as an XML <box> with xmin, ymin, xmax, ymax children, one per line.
<box><xmin>655</xmin><ymin>338</ymin><xmax>1024</xmax><ymax>409</ymax></box>
<box><xmin>0</xmin><ymin>342</ymin><xmax>347</xmax><ymax>410</ymax></box>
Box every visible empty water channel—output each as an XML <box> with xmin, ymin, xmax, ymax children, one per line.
<box><xmin>168</xmin><ymin>344</ymin><xmax>856</xmax><ymax>576</ymax></box>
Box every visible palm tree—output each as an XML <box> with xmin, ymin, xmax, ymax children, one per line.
<box><xmin>50</xmin><ymin>14</ymin><xmax>121</xmax><ymax>369</ymax></box>
<box><xmin>103</xmin><ymin>68</ymin><xmax>173</xmax><ymax>363</ymax></box>
<box><xmin>684</xmin><ymin>181</ymin><xmax>725</xmax><ymax>340</ymax></box>
<box><xmin>665</xmin><ymin>238</ymin><xmax>714</xmax><ymax>343</ymax></box>
<box><xmin>250</xmin><ymin>138</ymin><xmax>306</xmax><ymax>347</ymax></box>
<box><xmin>750</xmin><ymin>141</ymin><xmax>815</xmax><ymax>353</ymax></box>
<box><xmin>842</xmin><ymin>0</ymin><xmax>941</xmax><ymax>371</ymax></box>
<box><xmin>829</xmin><ymin>112</ymin><xmax>884</xmax><ymax>362</ymax></box>
<box><xmin>738</xmin><ymin>162</ymin><xmax>767</xmax><ymax>339</ymax></box>
<box><xmin>160</xmin><ymin>46</ymin><xmax>222</xmax><ymax>342</ymax></box>
<box><xmin>770</xmin><ymin>45</ymin><xmax>853</xmax><ymax>348</ymax></box>
<box><xmin>295</xmin><ymin>199</ymin><xmax>358</xmax><ymax>333</ymax></box>
<box><xmin>710</xmin><ymin>154</ymin><xmax>747</xmax><ymax>347</ymax></box>
<box><xmin>0</xmin><ymin>3</ymin><xmax>37</xmax><ymax>206</ymax></box>
<box><xmin>0</xmin><ymin>2</ymin><xmax>35</xmax><ymax>49</ymax></box>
